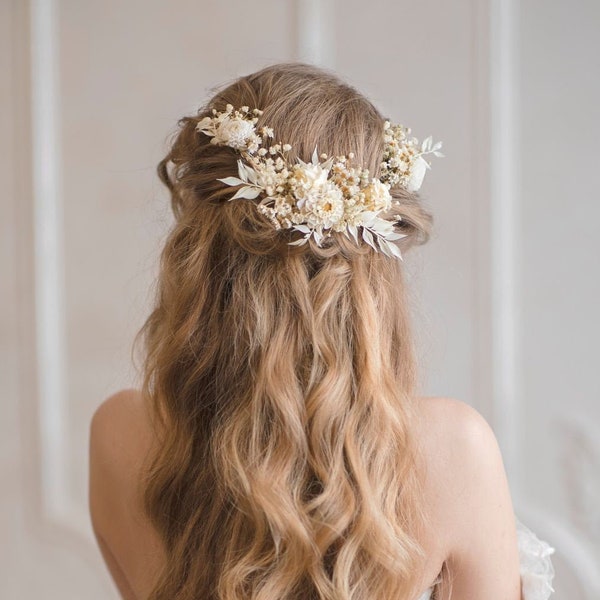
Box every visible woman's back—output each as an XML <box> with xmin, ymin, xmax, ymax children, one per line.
<box><xmin>89</xmin><ymin>389</ymin><xmax>521</xmax><ymax>600</ymax></box>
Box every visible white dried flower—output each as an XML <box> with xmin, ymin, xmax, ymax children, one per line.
<box><xmin>213</xmin><ymin>117</ymin><xmax>256</xmax><ymax>149</ymax></box>
<box><xmin>300</xmin><ymin>181</ymin><xmax>345</xmax><ymax>229</ymax></box>
<box><xmin>274</xmin><ymin>197</ymin><xmax>293</xmax><ymax>217</ymax></box>
<box><xmin>362</xmin><ymin>179</ymin><xmax>392</xmax><ymax>211</ymax></box>
<box><xmin>290</xmin><ymin>163</ymin><xmax>330</xmax><ymax>205</ymax></box>
<box><xmin>380</xmin><ymin>122</ymin><xmax>443</xmax><ymax>191</ymax></box>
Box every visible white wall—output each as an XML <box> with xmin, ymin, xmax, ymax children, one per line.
<box><xmin>1</xmin><ymin>0</ymin><xmax>597</xmax><ymax>597</ymax></box>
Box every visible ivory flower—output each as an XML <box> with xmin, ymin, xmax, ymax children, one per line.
<box><xmin>363</xmin><ymin>179</ymin><xmax>392</xmax><ymax>211</ymax></box>
<box><xmin>301</xmin><ymin>182</ymin><xmax>345</xmax><ymax>229</ymax></box>
<box><xmin>213</xmin><ymin>117</ymin><xmax>257</xmax><ymax>150</ymax></box>
<box><xmin>290</xmin><ymin>164</ymin><xmax>330</xmax><ymax>204</ymax></box>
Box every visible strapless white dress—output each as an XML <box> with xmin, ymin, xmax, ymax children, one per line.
<box><xmin>416</xmin><ymin>517</ymin><xmax>556</xmax><ymax>600</ymax></box>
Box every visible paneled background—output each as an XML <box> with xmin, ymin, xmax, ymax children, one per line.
<box><xmin>1</xmin><ymin>0</ymin><xmax>598</xmax><ymax>597</ymax></box>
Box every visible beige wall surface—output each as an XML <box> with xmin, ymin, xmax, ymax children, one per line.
<box><xmin>1</xmin><ymin>0</ymin><xmax>598</xmax><ymax>598</ymax></box>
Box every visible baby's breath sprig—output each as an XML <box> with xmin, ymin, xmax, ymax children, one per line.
<box><xmin>379</xmin><ymin>121</ymin><xmax>444</xmax><ymax>191</ymax></box>
<box><xmin>195</xmin><ymin>105</ymin><xmax>443</xmax><ymax>260</ymax></box>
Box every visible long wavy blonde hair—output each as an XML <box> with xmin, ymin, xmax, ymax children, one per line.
<box><xmin>134</xmin><ymin>62</ymin><xmax>436</xmax><ymax>600</ymax></box>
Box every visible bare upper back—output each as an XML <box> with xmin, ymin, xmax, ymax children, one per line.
<box><xmin>89</xmin><ymin>390</ymin><xmax>519</xmax><ymax>599</ymax></box>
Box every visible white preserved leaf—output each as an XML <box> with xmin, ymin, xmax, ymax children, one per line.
<box><xmin>231</xmin><ymin>186</ymin><xmax>261</xmax><ymax>200</ymax></box>
<box><xmin>322</xmin><ymin>156</ymin><xmax>334</xmax><ymax>171</ymax></box>
<box><xmin>348</xmin><ymin>223</ymin><xmax>359</xmax><ymax>244</ymax></box>
<box><xmin>370</xmin><ymin>216</ymin><xmax>393</xmax><ymax>235</ymax></box>
<box><xmin>236</xmin><ymin>161</ymin><xmax>259</xmax><ymax>185</ymax></box>
<box><xmin>384</xmin><ymin>231</ymin><xmax>408</xmax><ymax>241</ymax></box>
<box><xmin>361</xmin><ymin>228</ymin><xmax>377</xmax><ymax>250</ymax></box>
<box><xmin>218</xmin><ymin>176</ymin><xmax>246</xmax><ymax>187</ymax></box>
<box><xmin>288</xmin><ymin>236</ymin><xmax>308</xmax><ymax>246</ymax></box>
<box><xmin>294</xmin><ymin>224</ymin><xmax>312</xmax><ymax>234</ymax></box>
<box><xmin>311</xmin><ymin>146</ymin><xmax>319</xmax><ymax>165</ymax></box>
<box><xmin>245</xmin><ymin>165</ymin><xmax>259</xmax><ymax>185</ymax></box>
<box><xmin>378</xmin><ymin>237</ymin><xmax>392</xmax><ymax>257</ymax></box>
<box><xmin>387</xmin><ymin>241</ymin><xmax>403</xmax><ymax>259</ymax></box>
<box><xmin>236</xmin><ymin>160</ymin><xmax>250</xmax><ymax>182</ymax></box>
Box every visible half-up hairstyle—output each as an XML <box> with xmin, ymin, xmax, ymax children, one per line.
<box><xmin>134</xmin><ymin>62</ymin><xmax>435</xmax><ymax>600</ymax></box>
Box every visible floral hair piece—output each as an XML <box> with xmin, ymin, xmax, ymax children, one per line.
<box><xmin>195</xmin><ymin>104</ymin><xmax>443</xmax><ymax>259</ymax></box>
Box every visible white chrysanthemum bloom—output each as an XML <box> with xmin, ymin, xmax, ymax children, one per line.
<box><xmin>362</xmin><ymin>179</ymin><xmax>392</xmax><ymax>212</ymax></box>
<box><xmin>406</xmin><ymin>155</ymin><xmax>428</xmax><ymax>192</ymax></box>
<box><xmin>301</xmin><ymin>181</ymin><xmax>345</xmax><ymax>230</ymax></box>
<box><xmin>213</xmin><ymin>116</ymin><xmax>257</xmax><ymax>150</ymax></box>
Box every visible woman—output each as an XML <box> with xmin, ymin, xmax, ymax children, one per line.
<box><xmin>88</xmin><ymin>62</ymin><xmax>555</xmax><ymax>600</ymax></box>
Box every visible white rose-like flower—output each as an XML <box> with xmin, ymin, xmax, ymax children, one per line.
<box><xmin>363</xmin><ymin>179</ymin><xmax>392</xmax><ymax>212</ymax></box>
<box><xmin>290</xmin><ymin>163</ymin><xmax>330</xmax><ymax>205</ymax></box>
<box><xmin>213</xmin><ymin>116</ymin><xmax>257</xmax><ymax>150</ymax></box>
<box><xmin>406</xmin><ymin>155</ymin><xmax>429</xmax><ymax>192</ymax></box>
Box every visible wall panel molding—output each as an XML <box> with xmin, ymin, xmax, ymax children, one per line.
<box><xmin>470</xmin><ymin>0</ymin><xmax>494</xmax><ymax>431</ymax></box>
<box><xmin>27</xmin><ymin>0</ymin><xmax>90</xmax><ymax>540</ymax></box>
<box><xmin>488</xmin><ymin>0</ymin><xmax>521</xmax><ymax>496</ymax></box>
<box><xmin>293</xmin><ymin>0</ymin><xmax>335</xmax><ymax>67</ymax></box>
<box><xmin>30</xmin><ymin>0</ymin><xmax>69</xmax><ymax>526</ymax></box>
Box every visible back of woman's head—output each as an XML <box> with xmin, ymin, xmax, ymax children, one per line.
<box><xmin>136</xmin><ymin>62</ymin><xmax>435</xmax><ymax>600</ymax></box>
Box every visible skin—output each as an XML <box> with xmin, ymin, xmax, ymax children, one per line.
<box><xmin>89</xmin><ymin>390</ymin><xmax>522</xmax><ymax>600</ymax></box>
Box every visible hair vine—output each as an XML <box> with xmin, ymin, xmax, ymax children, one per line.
<box><xmin>195</xmin><ymin>104</ymin><xmax>443</xmax><ymax>260</ymax></box>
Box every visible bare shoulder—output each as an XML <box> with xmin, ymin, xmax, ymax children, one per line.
<box><xmin>415</xmin><ymin>395</ymin><xmax>495</xmax><ymax>436</ymax></box>
<box><xmin>92</xmin><ymin>385</ymin><xmax>151</xmax><ymax>443</ymax></box>
<box><xmin>414</xmin><ymin>397</ymin><xmax>520</xmax><ymax>598</ymax></box>
<box><xmin>89</xmin><ymin>388</ymin><xmax>164</xmax><ymax>600</ymax></box>
<box><xmin>89</xmin><ymin>388</ymin><xmax>156</xmax><ymax>504</ymax></box>
<box><xmin>414</xmin><ymin>395</ymin><xmax>507</xmax><ymax>473</ymax></box>
<box><xmin>411</xmin><ymin>397</ymin><xmax>500</xmax><ymax>538</ymax></box>
<box><xmin>89</xmin><ymin>385</ymin><xmax>157</xmax><ymax>519</ymax></box>
<box><xmin>413</xmin><ymin>395</ymin><xmax>512</xmax><ymax>509</ymax></box>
